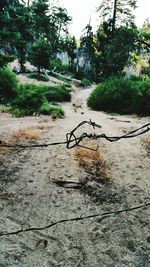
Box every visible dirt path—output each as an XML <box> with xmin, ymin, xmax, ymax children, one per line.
<box><xmin>0</xmin><ymin>86</ymin><xmax>150</xmax><ymax>267</ymax></box>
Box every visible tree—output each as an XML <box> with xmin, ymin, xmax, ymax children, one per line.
<box><xmin>80</xmin><ymin>24</ymin><xmax>95</xmax><ymax>60</ymax></box>
<box><xmin>94</xmin><ymin>21</ymin><xmax>138</xmax><ymax>79</ymax></box>
<box><xmin>98</xmin><ymin>0</ymin><xmax>137</xmax><ymax>34</ymax></box>
<box><xmin>31</xmin><ymin>0</ymin><xmax>50</xmax><ymax>39</ymax></box>
<box><xmin>29</xmin><ymin>37</ymin><xmax>52</xmax><ymax>77</ymax></box>
<box><xmin>14</xmin><ymin>2</ymin><xmax>33</xmax><ymax>71</ymax></box>
<box><xmin>62</xmin><ymin>36</ymin><xmax>77</xmax><ymax>68</ymax></box>
<box><xmin>31</xmin><ymin>1</ymin><xmax>71</xmax><ymax>54</ymax></box>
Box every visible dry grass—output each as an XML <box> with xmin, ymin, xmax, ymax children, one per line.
<box><xmin>75</xmin><ymin>141</ymin><xmax>109</xmax><ymax>183</ymax></box>
<box><xmin>10</xmin><ymin>124</ymin><xmax>52</xmax><ymax>142</ymax></box>
<box><xmin>0</xmin><ymin>124</ymin><xmax>53</xmax><ymax>157</ymax></box>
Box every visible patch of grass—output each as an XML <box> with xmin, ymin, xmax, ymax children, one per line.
<box><xmin>50</xmin><ymin>72</ymin><xmax>72</xmax><ymax>85</ymax></box>
<box><xmin>39</xmin><ymin>103</ymin><xmax>64</xmax><ymax>119</ymax></box>
<box><xmin>0</xmin><ymin>105</ymin><xmax>11</xmax><ymax>113</ymax></box>
<box><xmin>44</xmin><ymin>84</ymin><xmax>71</xmax><ymax>102</ymax></box>
<box><xmin>78</xmin><ymin>78</ymin><xmax>92</xmax><ymax>87</ymax></box>
<box><xmin>27</xmin><ymin>72</ymin><xmax>49</xmax><ymax>81</ymax></box>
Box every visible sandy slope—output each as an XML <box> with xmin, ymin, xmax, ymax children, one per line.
<box><xmin>0</xmin><ymin>85</ymin><xmax>150</xmax><ymax>267</ymax></box>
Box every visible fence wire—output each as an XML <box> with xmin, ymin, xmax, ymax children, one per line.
<box><xmin>0</xmin><ymin>120</ymin><xmax>150</xmax><ymax>237</ymax></box>
<box><xmin>0</xmin><ymin>201</ymin><xmax>150</xmax><ymax>237</ymax></box>
<box><xmin>0</xmin><ymin>120</ymin><xmax>150</xmax><ymax>150</ymax></box>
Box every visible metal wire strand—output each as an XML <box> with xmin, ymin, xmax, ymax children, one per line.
<box><xmin>0</xmin><ymin>120</ymin><xmax>149</xmax><ymax>150</ymax></box>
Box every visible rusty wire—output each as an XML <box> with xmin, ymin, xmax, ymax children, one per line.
<box><xmin>0</xmin><ymin>201</ymin><xmax>150</xmax><ymax>237</ymax></box>
<box><xmin>0</xmin><ymin>120</ymin><xmax>150</xmax><ymax>150</ymax></box>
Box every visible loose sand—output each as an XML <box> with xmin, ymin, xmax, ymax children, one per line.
<box><xmin>0</xmin><ymin>81</ymin><xmax>150</xmax><ymax>266</ymax></box>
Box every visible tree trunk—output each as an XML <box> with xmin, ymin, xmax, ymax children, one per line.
<box><xmin>112</xmin><ymin>0</ymin><xmax>117</xmax><ymax>34</ymax></box>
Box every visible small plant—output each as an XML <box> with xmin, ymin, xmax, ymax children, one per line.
<box><xmin>0</xmin><ymin>67</ymin><xmax>18</xmax><ymax>101</ymax></box>
<box><xmin>27</xmin><ymin>72</ymin><xmax>49</xmax><ymax>81</ymax></box>
<box><xmin>40</xmin><ymin>103</ymin><xmax>64</xmax><ymax>119</ymax></box>
<box><xmin>0</xmin><ymin>105</ymin><xmax>11</xmax><ymax>113</ymax></box>
<box><xmin>44</xmin><ymin>84</ymin><xmax>71</xmax><ymax>102</ymax></box>
<box><xmin>129</xmin><ymin>75</ymin><xmax>143</xmax><ymax>81</ymax></box>
<box><xmin>11</xmin><ymin>83</ymin><xmax>46</xmax><ymax>116</ymax></box>
<box><xmin>50</xmin><ymin>59</ymin><xmax>70</xmax><ymax>75</ymax></box>
<box><xmin>79</xmin><ymin>78</ymin><xmax>92</xmax><ymax>87</ymax></box>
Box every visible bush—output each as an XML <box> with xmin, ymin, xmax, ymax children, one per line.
<box><xmin>87</xmin><ymin>78</ymin><xmax>150</xmax><ymax>116</ymax></box>
<box><xmin>0</xmin><ymin>67</ymin><xmax>18</xmax><ymax>101</ymax></box>
<box><xmin>50</xmin><ymin>59</ymin><xmax>71</xmax><ymax>75</ymax></box>
<box><xmin>79</xmin><ymin>78</ymin><xmax>92</xmax><ymax>87</ymax></box>
<box><xmin>40</xmin><ymin>103</ymin><xmax>64</xmax><ymax>119</ymax></box>
<box><xmin>27</xmin><ymin>72</ymin><xmax>49</xmax><ymax>81</ymax></box>
<box><xmin>134</xmin><ymin>80</ymin><xmax>150</xmax><ymax>115</ymax></box>
<box><xmin>44</xmin><ymin>84</ymin><xmax>71</xmax><ymax>102</ymax></box>
<box><xmin>11</xmin><ymin>83</ymin><xmax>66</xmax><ymax>118</ymax></box>
<box><xmin>129</xmin><ymin>75</ymin><xmax>143</xmax><ymax>82</ymax></box>
<box><xmin>11</xmin><ymin>83</ymin><xmax>46</xmax><ymax>116</ymax></box>
<box><xmin>87</xmin><ymin>78</ymin><xmax>136</xmax><ymax>114</ymax></box>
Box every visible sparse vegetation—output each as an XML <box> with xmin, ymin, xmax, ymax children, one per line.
<box><xmin>0</xmin><ymin>68</ymin><xmax>18</xmax><ymax>101</ymax></box>
<box><xmin>79</xmin><ymin>78</ymin><xmax>92</xmax><ymax>87</ymax></box>
<box><xmin>27</xmin><ymin>72</ymin><xmax>50</xmax><ymax>81</ymax></box>
<box><xmin>75</xmin><ymin>141</ymin><xmax>108</xmax><ymax>183</ymax></box>
<box><xmin>44</xmin><ymin>84</ymin><xmax>71</xmax><ymax>102</ymax></box>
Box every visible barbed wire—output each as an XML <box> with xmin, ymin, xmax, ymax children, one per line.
<box><xmin>0</xmin><ymin>120</ymin><xmax>150</xmax><ymax>150</ymax></box>
<box><xmin>0</xmin><ymin>201</ymin><xmax>150</xmax><ymax>237</ymax></box>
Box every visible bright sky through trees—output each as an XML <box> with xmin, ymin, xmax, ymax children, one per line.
<box><xmin>59</xmin><ymin>0</ymin><xmax>150</xmax><ymax>38</ymax></box>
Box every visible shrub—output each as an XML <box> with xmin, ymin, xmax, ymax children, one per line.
<box><xmin>129</xmin><ymin>75</ymin><xmax>143</xmax><ymax>81</ymax></box>
<box><xmin>39</xmin><ymin>103</ymin><xmax>64</xmax><ymax>118</ymax></box>
<box><xmin>11</xmin><ymin>83</ymin><xmax>46</xmax><ymax>116</ymax></box>
<box><xmin>44</xmin><ymin>84</ymin><xmax>71</xmax><ymax>102</ymax></box>
<box><xmin>11</xmin><ymin>83</ymin><xmax>66</xmax><ymax>118</ymax></box>
<box><xmin>0</xmin><ymin>67</ymin><xmax>18</xmax><ymax>101</ymax></box>
<box><xmin>50</xmin><ymin>59</ymin><xmax>71</xmax><ymax>75</ymax></box>
<box><xmin>27</xmin><ymin>72</ymin><xmax>49</xmax><ymax>81</ymax></box>
<box><xmin>87</xmin><ymin>78</ymin><xmax>136</xmax><ymax>114</ymax></box>
<box><xmin>87</xmin><ymin>78</ymin><xmax>150</xmax><ymax>116</ymax></box>
<box><xmin>134</xmin><ymin>80</ymin><xmax>150</xmax><ymax>115</ymax></box>
<box><xmin>79</xmin><ymin>78</ymin><xmax>92</xmax><ymax>87</ymax></box>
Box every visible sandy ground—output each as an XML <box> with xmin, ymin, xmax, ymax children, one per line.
<box><xmin>0</xmin><ymin>81</ymin><xmax>150</xmax><ymax>266</ymax></box>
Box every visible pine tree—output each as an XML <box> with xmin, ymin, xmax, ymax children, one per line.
<box><xmin>29</xmin><ymin>37</ymin><xmax>52</xmax><ymax>77</ymax></box>
<box><xmin>98</xmin><ymin>0</ymin><xmax>137</xmax><ymax>33</ymax></box>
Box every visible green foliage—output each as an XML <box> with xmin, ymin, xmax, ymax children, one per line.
<box><xmin>87</xmin><ymin>78</ymin><xmax>150</xmax><ymax>116</ymax></box>
<box><xmin>129</xmin><ymin>75</ymin><xmax>143</xmax><ymax>81</ymax></box>
<box><xmin>11</xmin><ymin>83</ymin><xmax>46</xmax><ymax>116</ymax></box>
<box><xmin>29</xmin><ymin>37</ymin><xmax>52</xmax><ymax>76</ymax></box>
<box><xmin>79</xmin><ymin>79</ymin><xmax>92</xmax><ymax>87</ymax></box>
<box><xmin>134</xmin><ymin>80</ymin><xmax>150</xmax><ymax>115</ymax></box>
<box><xmin>95</xmin><ymin>25</ymin><xmax>137</xmax><ymax>79</ymax></box>
<box><xmin>10</xmin><ymin>83</ymin><xmax>69</xmax><ymax>117</ymax></box>
<box><xmin>27</xmin><ymin>72</ymin><xmax>49</xmax><ymax>81</ymax></box>
<box><xmin>0</xmin><ymin>68</ymin><xmax>18</xmax><ymax>101</ymax></box>
<box><xmin>87</xmin><ymin>78</ymin><xmax>136</xmax><ymax>114</ymax></box>
<box><xmin>98</xmin><ymin>0</ymin><xmax>137</xmax><ymax>32</ymax></box>
<box><xmin>44</xmin><ymin>85</ymin><xmax>71</xmax><ymax>102</ymax></box>
<box><xmin>0</xmin><ymin>105</ymin><xmax>11</xmax><ymax>113</ymax></box>
<box><xmin>141</xmin><ymin>59</ymin><xmax>150</xmax><ymax>79</ymax></box>
<box><xmin>40</xmin><ymin>103</ymin><xmax>64</xmax><ymax>119</ymax></box>
<box><xmin>50</xmin><ymin>59</ymin><xmax>70</xmax><ymax>75</ymax></box>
